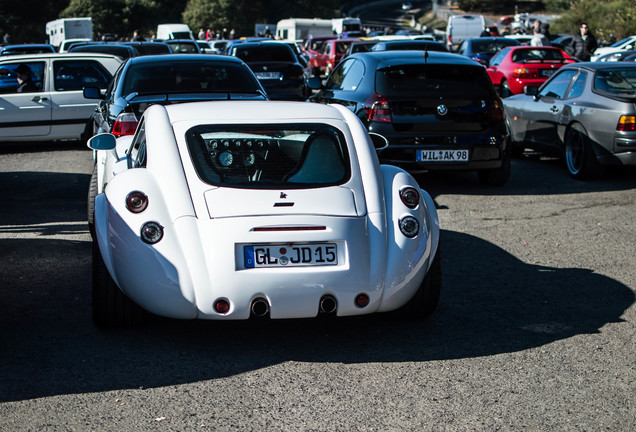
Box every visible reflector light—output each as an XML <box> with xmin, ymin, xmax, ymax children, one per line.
<box><xmin>140</xmin><ymin>222</ymin><xmax>163</xmax><ymax>244</ymax></box>
<box><xmin>126</xmin><ymin>191</ymin><xmax>148</xmax><ymax>213</ymax></box>
<box><xmin>399</xmin><ymin>216</ymin><xmax>419</xmax><ymax>238</ymax></box>
<box><xmin>355</xmin><ymin>294</ymin><xmax>370</xmax><ymax>308</ymax></box>
<box><xmin>400</xmin><ymin>187</ymin><xmax>420</xmax><ymax>209</ymax></box>
<box><xmin>112</xmin><ymin>112</ymin><xmax>139</xmax><ymax>136</ymax></box>
<box><xmin>617</xmin><ymin>115</ymin><xmax>636</xmax><ymax>132</ymax></box>
<box><xmin>512</xmin><ymin>68</ymin><xmax>537</xmax><ymax>79</ymax></box>
<box><xmin>214</xmin><ymin>299</ymin><xmax>230</xmax><ymax>314</ymax></box>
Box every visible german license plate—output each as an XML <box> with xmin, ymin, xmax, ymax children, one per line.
<box><xmin>417</xmin><ymin>149</ymin><xmax>469</xmax><ymax>162</ymax></box>
<box><xmin>255</xmin><ymin>72</ymin><xmax>281</xmax><ymax>80</ymax></box>
<box><xmin>541</xmin><ymin>69</ymin><xmax>555</xmax><ymax>77</ymax></box>
<box><xmin>244</xmin><ymin>243</ymin><xmax>337</xmax><ymax>268</ymax></box>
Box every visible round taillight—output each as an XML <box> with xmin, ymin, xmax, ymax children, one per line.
<box><xmin>126</xmin><ymin>191</ymin><xmax>148</xmax><ymax>213</ymax></box>
<box><xmin>214</xmin><ymin>299</ymin><xmax>230</xmax><ymax>314</ymax></box>
<box><xmin>399</xmin><ymin>216</ymin><xmax>419</xmax><ymax>238</ymax></box>
<box><xmin>400</xmin><ymin>187</ymin><xmax>419</xmax><ymax>209</ymax></box>
<box><xmin>140</xmin><ymin>222</ymin><xmax>163</xmax><ymax>244</ymax></box>
<box><xmin>355</xmin><ymin>294</ymin><xmax>370</xmax><ymax>308</ymax></box>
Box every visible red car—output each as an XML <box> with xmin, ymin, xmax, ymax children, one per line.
<box><xmin>314</xmin><ymin>38</ymin><xmax>359</xmax><ymax>76</ymax></box>
<box><xmin>304</xmin><ymin>36</ymin><xmax>337</xmax><ymax>76</ymax></box>
<box><xmin>487</xmin><ymin>46</ymin><xmax>576</xmax><ymax>97</ymax></box>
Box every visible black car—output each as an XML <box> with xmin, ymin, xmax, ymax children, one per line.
<box><xmin>457</xmin><ymin>37</ymin><xmax>520</xmax><ymax>66</ymax></box>
<box><xmin>0</xmin><ymin>44</ymin><xmax>55</xmax><ymax>56</ymax></box>
<box><xmin>228</xmin><ymin>41</ymin><xmax>310</xmax><ymax>101</ymax></box>
<box><xmin>83</xmin><ymin>54</ymin><xmax>268</xmax><ymax>136</ymax></box>
<box><xmin>69</xmin><ymin>43</ymin><xmax>139</xmax><ymax>60</ymax></box>
<box><xmin>370</xmin><ymin>40</ymin><xmax>449</xmax><ymax>53</ymax></box>
<box><xmin>309</xmin><ymin>51</ymin><xmax>511</xmax><ymax>185</ymax></box>
<box><xmin>121</xmin><ymin>41</ymin><xmax>172</xmax><ymax>55</ymax></box>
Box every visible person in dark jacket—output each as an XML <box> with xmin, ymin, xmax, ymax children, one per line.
<box><xmin>15</xmin><ymin>64</ymin><xmax>39</xmax><ymax>92</ymax></box>
<box><xmin>571</xmin><ymin>23</ymin><xmax>597</xmax><ymax>61</ymax></box>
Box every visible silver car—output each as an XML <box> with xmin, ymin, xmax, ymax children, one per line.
<box><xmin>0</xmin><ymin>53</ymin><xmax>122</xmax><ymax>143</ymax></box>
<box><xmin>504</xmin><ymin>62</ymin><xmax>636</xmax><ymax>179</ymax></box>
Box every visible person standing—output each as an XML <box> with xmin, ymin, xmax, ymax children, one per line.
<box><xmin>572</xmin><ymin>23</ymin><xmax>597</xmax><ymax>61</ymax></box>
<box><xmin>530</xmin><ymin>25</ymin><xmax>550</xmax><ymax>47</ymax></box>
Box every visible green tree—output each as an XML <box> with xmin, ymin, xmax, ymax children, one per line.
<box><xmin>550</xmin><ymin>0</ymin><xmax>635</xmax><ymax>41</ymax></box>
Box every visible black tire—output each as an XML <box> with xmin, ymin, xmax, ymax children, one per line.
<box><xmin>397</xmin><ymin>246</ymin><xmax>442</xmax><ymax>320</ymax></box>
<box><xmin>564</xmin><ymin>126</ymin><xmax>605</xmax><ymax>179</ymax></box>
<box><xmin>92</xmin><ymin>242</ymin><xmax>144</xmax><ymax>327</ymax></box>
<box><xmin>87</xmin><ymin>165</ymin><xmax>97</xmax><ymax>238</ymax></box>
<box><xmin>477</xmin><ymin>154</ymin><xmax>511</xmax><ymax>186</ymax></box>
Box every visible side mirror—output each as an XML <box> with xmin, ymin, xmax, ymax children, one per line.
<box><xmin>524</xmin><ymin>85</ymin><xmax>539</xmax><ymax>97</ymax></box>
<box><xmin>87</xmin><ymin>133</ymin><xmax>116</xmax><ymax>151</ymax></box>
<box><xmin>307</xmin><ymin>76</ymin><xmax>323</xmax><ymax>90</ymax></box>
<box><xmin>369</xmin><ymin>132</ymin><xmax>388</xmax><ymax>150</ymax></box>
<box><xmin>83</xmin><ymin>86</ymin><xmax>103</xmax><ymax>100</ymax></box>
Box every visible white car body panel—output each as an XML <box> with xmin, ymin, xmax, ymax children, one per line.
<box><xmin>0</xmin><ymin>53</ymin><xmax>122</xmax><ymax>142</ymax></box>
<box><xmin>93</xmin><ymin>101</ymin><xmax>440</xmax><ymax>320</ymax></box>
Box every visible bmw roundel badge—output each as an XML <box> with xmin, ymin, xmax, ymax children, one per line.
<box><xmin>437</xmin><ymin>104</ymin><xmax>448</xmax><ymax>116</ymax></box>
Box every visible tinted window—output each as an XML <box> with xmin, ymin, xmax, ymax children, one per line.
<box><xmin>186</xmin><ymin>124</ymin><xmax>350</xmax><ymax>189</ymax></box>
<box><xmin>325</xmin><ymin>58</ymin><xmax>364</xmax><ymax>91</ymax></box>
<box><xmin>121</xmin><ymin>61</ymin><xmax>261</xmax><ymax>95</ymax></box>
<box><xmin>566</xmin><ymin>71</ymin><xmax>587</xmax><ymax>99</ymax></box>
<box><xmin>539</xmin><ymin>70</ymin><xmax>577</xmax><ymax>99</ymax></box>
<box><xmin>471</xmin><ymin>39</ymin><xmax>519</xmax><ymax>53</ymax></box>
<box><xmin>0</xmin><ymin>61</ymin><xmax>45</xmax><ymax>93</ymax></box>
<box><xmin>234</xmin><ymin>44</ymin><xmax>295</xmax><ymax>62</ymax></box>
<box><xmin>134</xmin><ymin>44</ymin><xmax>171</xmax><ymax>55</ymax></box>
<box><xmin>376</xmin><ymin>64</ymin><xmax>495</xmax><ymax>98</ymax></box>
<box><xmin>53</xmin><ymin>60</ymin><xmax>112</xmax><ymax>91</ymax></box>
<box><xmin>167</xmin><ymin>42</ymin><xmax>198</xmax><ymax>53</ymax></box>
<box><xmin>512</xmin><ymin>49</ymin><xmax>566</xmax><ymax>63</ymax></box>
<box><xmin>593</xmin><ymin>68</ymin><xmax>636</xmax><ymax>97</ymax></box>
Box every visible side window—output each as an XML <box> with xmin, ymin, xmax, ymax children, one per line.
<box><xmin>325</xmin><ymin>59</ymin><xmax>363</xmax><ymax>91</ymax></box>
<box><xmin>53</xmin><ymin>60</ymin><xmax>112</xmax><ymax>91</ymax></box>
<box><xmin>566</xmin><ymin>71</ymin><xmax>587</xmax><ymax>99</ymax></box>
<box><xmin>0</xmin><ymin>61</ymin><xmax>45</xmax><ymax>93</ymax></box>
<box><xmin>539</xmin><ymin>70</ymin><xmax>577</xmax><ymax>99</ymax></box>
<box><xmin>489</xmin><ymin>49</ymin><xmax>508</xmax><ymax>67</ymax></box>
<box><xmin>128</xmin><ymin>120</ymin><xmax>147</xmax><ymax>168</ymax></box>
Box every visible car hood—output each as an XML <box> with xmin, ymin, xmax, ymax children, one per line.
<box><xmin>203</xmin><ymin>187</ymin><xmax>359</xmax><ymax>218</ymax></box>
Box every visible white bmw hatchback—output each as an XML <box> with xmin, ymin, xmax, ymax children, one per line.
<box><xmin>88</xmin><ymin>101</ymin><xmax>441</xmax><ymax>326</ymax></box>
<box><xmin>0</xmin><ymin>53</ymin><xmax>122</xmax><ymax>142</ymax></box>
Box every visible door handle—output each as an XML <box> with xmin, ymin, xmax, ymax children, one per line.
<box><xmin>31</xmin><ymin>96</ymin><xmax>48</xmax><ymax>102</ymax></box>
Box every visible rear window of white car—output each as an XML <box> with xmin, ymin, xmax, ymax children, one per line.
<box><xmin>186</xmin><ymin>124</ymin><xmax>351</xmax><ymax>189</ymax></box>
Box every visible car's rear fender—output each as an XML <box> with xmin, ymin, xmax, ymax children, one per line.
<box><xmin>377</xmin><ymin>164</ymin><xmax>439</xmax><ymax>311</ymax></box>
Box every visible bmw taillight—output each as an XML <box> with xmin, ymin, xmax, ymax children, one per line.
<box><xmin>364</xmin><ymin>95</ymin><xmax>392</xmax><ymax>123</ymax></box>
<box><xmin>617</xmin><ymin>115</ymin><xmax>636</xmax><ymax>131</ymax></box>
<box><xmin>112</xmin><ymin>112</ymin><xmax>139</xmax><ymax>136</ymax></box>
<box><xmin>488</xmin><ymin>100</ymin><xmax>504</xmax><ymax>122</ymax></box>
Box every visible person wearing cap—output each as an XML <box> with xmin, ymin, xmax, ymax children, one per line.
<box><xmin>15</xmin><ymin>64</ymin><xmax>39</xmax><ymax>92</ymax></box>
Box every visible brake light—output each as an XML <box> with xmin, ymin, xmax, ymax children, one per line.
<box><xmin>112</xmin><ymin>112</ymin><xmax>139</xmax><ymax>136</ymax></box>
<box><xmin>488</xmin><ymin>100</ymin><xmax>504</xmax><ymax>122</ymax></box>
<box><xmin>617</xmin><ymin>115</ymin><xmax>636</xmax><ymax>131</ymax></box>
<box><xmin>512</xmin><ymin>68</ymin><xmax>538</xmax><ymax>79</ymax></box>
<box><xmin>364</xmin><ymin>95</ymin><xmax>391</xmax><ymax>123</ymax></box>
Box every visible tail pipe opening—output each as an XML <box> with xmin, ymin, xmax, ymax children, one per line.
<box><xmin>250</xmin><ymin>298</ymin><xmax>270</xmax><ymax>318</ymax></box>
<box><xmin>319</xmin><ymin>295</ymin><xmax>338</xmax><ymax>315</ymax></box>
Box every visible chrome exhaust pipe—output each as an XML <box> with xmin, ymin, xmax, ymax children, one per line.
<box><xmin>251</xmin><ymin>298</ymin><xmax>270</xmax><ymax>317</ymax></box>
<box><xmin>319</xmin><ymin>295</ymin><xmax>337</xmax><ymax>314</ymax></box>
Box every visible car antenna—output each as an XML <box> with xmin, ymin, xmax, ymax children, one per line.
<box><xmin>424</xmin><ymin>46</ymin><xmax>428</xmax><ymax>63</ymax></box>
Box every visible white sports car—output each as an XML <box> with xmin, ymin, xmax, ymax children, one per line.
<box><xmin>88</xmin><ymin>101</ymin><xmax>440</xmax><ymax>326</ymax></box>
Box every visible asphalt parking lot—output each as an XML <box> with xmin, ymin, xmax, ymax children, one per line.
<box><xmin>0</xmin><ymin>141</ymin><xmax>634</xmax><ymax>430</ymax></box>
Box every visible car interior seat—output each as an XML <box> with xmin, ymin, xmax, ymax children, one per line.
<box><xmin>284</xmin><ymin>132</ymin><xmax>345</xmax><ymax>184</ymax></box>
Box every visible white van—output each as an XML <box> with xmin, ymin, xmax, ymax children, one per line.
<box><xmin>446</xmin><ymin>15</ymin><xmax>485</xmax><ymax>52</ymax></box>
<box><xmin>156</xmin><ymin>24</ymin><xmax>194</xmax><ymax>40</ymax></box>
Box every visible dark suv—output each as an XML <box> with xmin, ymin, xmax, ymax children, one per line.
<box><xmin>84</xmin><ymin>54</ymin><xmax>267</xmax><ymax>136</ymax></box>
<box><xmin>309</xmin><ymin>51</ymin><xmax>511</xmax><ymax>185</ymax></box>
